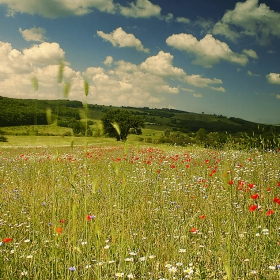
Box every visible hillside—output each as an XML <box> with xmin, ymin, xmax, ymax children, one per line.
<box><xmin>0</xmin><ymin>96</ymin><xmax>279</xmax><ymax>137</ymax></box>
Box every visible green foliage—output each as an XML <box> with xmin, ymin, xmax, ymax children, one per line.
<box><xmin>0</xmin><ymin>129</ymin><xmax>7</xmax><ymax>142</ymax></box>
<box><xmin>0</xmin><ymin>97</ymin><xmax>82</xmax><ymax>127</ymax></box>
<box><xmin>101</xmin><ymin>109</ymin><xmax>145</xmax><ymax>141</ymax></box>
<box><xmin>71</xmin><ymin>120</ymin><xmax>92</xmax><ymax>137</ymax></box>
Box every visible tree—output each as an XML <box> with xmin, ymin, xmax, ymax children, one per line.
<box><xmin>101</xmin><ymin>109</ymin><xmax>144</xmax><ymax>141</ymax></box>
<box><xmin>196</xmin><ymin>128</ymin><xmax>208</xmax><ymax>144</ymax></box>
<box><xmin>71</xmin><ymin>120</ymin><xmax>92</xmax><ymax>136</ymax></box>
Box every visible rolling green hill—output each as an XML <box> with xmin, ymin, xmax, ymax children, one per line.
<box><xmin>0</xmin><ymin>95</ymin><xmax>279</xmax><ymax>137</ymax></box>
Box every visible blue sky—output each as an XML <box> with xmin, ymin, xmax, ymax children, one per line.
<box><xmin>0</xmin><ymin>0</ymin><xmax>280</xmax><ymax>124</ymax></box>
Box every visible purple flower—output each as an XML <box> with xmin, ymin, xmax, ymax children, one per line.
<box><xmin>69</xmin><ymin>266</ymin><xmax>76</xmax><ymax>271</ymax></box>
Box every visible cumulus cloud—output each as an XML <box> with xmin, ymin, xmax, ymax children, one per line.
<box><xmin>0</xmin><ymin>0</ymin><xmax>116</xmax><ymax>18</ymax></box>
<box><xmin>266</xmin><ymin>73</ymin><xmax>280</xmax><ymax>84</ymax></box>
<box><xmin>118</xmin><ymin>0</ymin><xmax>161</xmax><ymax>18</ymax></box>
<box><xmin>104</xmin><ymin>56</ymin><xmax>113</xmax><ymax>66</ymax></box>
<box><xmin>193</xmin><ymin>93</ymin><xmax>203</xmax><ymax>98</ymax></box>
<box><xmin>0</xmin><ymin>41</ymin><xmax>32</xmax><ymax>78</ymax></box>
<box><xmin>97</xmin><ymin>27</ymin><xmax>149</xmax><ymax>53</ymax></box>
<box><xmin>0</xmin><ymin>41</ymin><xmax>80</xmax><ymax>99</ymax></box>
<box><xmin>211</xmin><ymin>86</ymin><xmax>226</xmax><ymax>92</ymax></box>
<box><xmin>212</xmin><ymin>0</ymin><xmax>280</xmax><ymax>44</ymax></box>
<box><xmin>184</xmin><ymin>74</ymin><xmax>223</xmax><ymax>88</ymax></box>
<box><xmin>23</xmin><ymin>42</ymin><xmax>66</xmax><ymax>65</ymax></box>
<box><xmin>140</xmin><ymin>51</ymin><xmax>186</xmax><ymax>77</ymax></box>
<box><xmin>166</xmin><ymin>33</ymin><xmax>248</xmax><ymax>68</ymax></box>
<box><xmin>0</xmin><ymin>0</ymin><xmax>167</xmax><ymax>20</ymax></box>
<box><xmin>0</xmin><ymin>39</ymin><xmax>225</xmax><ymax>109</ymax></box>
<box><xmin>19</xmin><ymin>27</ymin><xmax>47</xmax><ymax>42</ymax></box>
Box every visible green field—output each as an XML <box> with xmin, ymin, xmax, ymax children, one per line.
<box><xmin>1</xmin><ymin>140</ymin><xmax>280</xmax><ymax>279</ymax></box>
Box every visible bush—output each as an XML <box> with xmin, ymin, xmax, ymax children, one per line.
<box><xmin>0</xmin><ymin>135</ymin><xmax>8</xmax><ymax>142</ymax></box>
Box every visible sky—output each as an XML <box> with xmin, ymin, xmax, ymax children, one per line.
<box><xmin>0</xmin><ymin>0</ymin><xmax>280</xmax><ymax>124</ymax></box>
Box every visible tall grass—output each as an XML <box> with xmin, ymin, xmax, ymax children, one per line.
<box><xmin>0</xmin><ymin>144</ymin><xmax>280</xmax><ymax>279</ymax></box>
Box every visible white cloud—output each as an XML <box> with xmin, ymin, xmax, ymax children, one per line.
<box><xmin>165</xmin><ymin>13</ymin><xmax>174</xmax><ymax>22</ymax></box>
<box><xmin>0</xmin><ymin>42</ymin><xmax>179</xmax><ymax>107</ymax></box>
<box><xmin>0</xmin><ymin>41</ymin><xmax>32</xmax><ymax>78</ymax></box>
<box><xmin>118</xmin><ymin>0</ymin><xmax>161</xmax><ymax>18</ymax></box>
<box><xmin>276</xmin><ymin>94</ymin><xmax>280</xmax><ymax>99</ymax></box>
<box><xmin>242</xmin><ymin>49</ymin><xmax>258</xmax><ymax>59</ymax></box>
<box><xmin>82</xmin><ymin>67</ymin><xmax>104</xmax><ymax>80</ymax></box>
<box><xmin>115</xmin><ymin>60</ymin><xmax>138</xmax><ymax>73</ymax></box>
<box><xmin>104</xmin><ymin>56</ymin><xmax>113</xmax><ymax>66</ymax></box>
<box><xmin>0</xmin><ymin>0</ymin><xmax>116</xmax><ymax>18</ymax></box>
<box><xmin>247</xmin><ymin>70</ymin><xmax>260</xmax><ymax>77</ymax></box>
<box><xmin>266</xmin><ymin>73</ymin><xmax>280</xmax><ymax>84</ymax></box>
<box><xmin>180</xmin><ymin>87</ymin><xmax>195</xmax><ymax>93</ymax></box>
<box><xmin>184</xmin><ymin>74</ymin><xmax>223</xmax><ymax>88</ymax></box>
<box><xmin>212</xmin><ymin>0</ymin><xmax>280</xmax><ymax>44</ymax></box>
<box><xmin>23</xmin><ymin>42</ymin><xmax>66</xmax><ymax>65</ymax></box>
<box><xmin>140</xmin><ymin>51</ymin><xmax>186</xmax><ymax>77</ymax></box>
<box><xmin>166</xmin><ymin>33</ymin><xmax>248</xmax><ymax>68</ymax></box>
<box><xmin>0</xmin><ymin>0</ymin><xmax>166</xmax><ymax>20</ymax></box>
<box><xmin>0</xmin><ymin>39</ymin><xmax>226</xmax><ymax>110</ymax></box>
<box><xmin>193</xmin><ymin>93</ymin><xmax>203</xmax><ymax>98</ymax></box>
<box><xmin>97</xmin><ymin>27</ymin><xmax>149</xmax><ymax>53</ymax></box>
<box><xmin>194</xmin><ymin>17</ymin><xmax>215</xmax><ymax>32</ymax></box>
<box><xmin>211</xmin><ymin>86</ymin><xmax>226</xmax><ymax>92</ymax></box>
<box><xmin>19</xmin><ymin>27</ymin><xmax>47</xmax><ymax>42</ymax></box>
<box><xmin>175</xmin><ymin>17</ymin><xmax>190</xmax><ymax>24</ymax></box>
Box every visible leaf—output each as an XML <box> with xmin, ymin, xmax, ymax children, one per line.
<box><xmin>32</xmin><ymin>77</ymin><xmax>38</xmax><ymax>91</ymax></box>
<box><xmin>111</xmin><ymin>122</ymin><xmax>121</xmax><ymax>136</ymax></box>
<box><xmin>63</xmin><ymin>82</ymin><xmax>71</xmax><ymax>98</ymax></box>
<box><xmin>84</xmin><ymin>80</ymin><xmax>89</xmax><ymax>97</ymax></box>
<box><xmin>46</xmin><ymin>108</ymin><xmax>52</xmax><ymax>125</ymax></box>
<box><xmin>58</xmin><ymin>62</ymin><xmax>64</xmax><ymax>84</ymax></box>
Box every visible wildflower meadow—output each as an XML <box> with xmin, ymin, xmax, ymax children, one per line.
<box><xmin>0</xmin><ymin>143</ymin><xmax>280</xmax><ymax>279</ymax></box>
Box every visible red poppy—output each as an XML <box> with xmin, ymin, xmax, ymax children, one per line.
<box><xmin>60</xmin><ymin>219</ymin><xmax>66</xmax><ymax>223</ymax></box>
<box><xmin>228</xmin><ymin>180</ymin><xmax>234</xmax><ymax>185</ymax></box>
<box><xmin>278</xmin><ymin>182</ymin><xmax>280</xmax><ymax>187</ymax></box>
<box><xmin>86</xmin><ymin>215</ymin><xmax>96</xmax><ymax>220</ymax></box>
<box><xmin>273</xmin><ymin>197</ymin><xmax>280</xmax><ymax>204</ymax></box>
<box><xmin>190</xmin><ymin>227</ymin><xmax>197</xmax><ymax>233</ymax></box>
<box><xmin>249</xmin><ymin>204</ymin><xmax>258</xmax><ymax>211</ymax></box>
<box><xmin>55</xmin><ymin>227</ymin><xmax>63</xmax><ymax>234</ymax></box>
<box><xmin>266</xmin><ymin>209</ymin><xmax>274</xmax><ymax>216</ymax></box>
<box><xmin>248</xmin><ymin>183</ymin><xmax>255</xmax><ymax>189</ymax></box>
<box><xmin>2</xmin><ymin>237</ymin><xmax>12</xmax><ymax>243</ymax></box>
<box><xmin>251</xmin><ymin>194</ymin><xmax>259</xmax><ymax>199</ymax></box>
<box><xmin>199</xmin><ymin>215</ymin><xmax>206</xmax><ymax>219</ymax></box>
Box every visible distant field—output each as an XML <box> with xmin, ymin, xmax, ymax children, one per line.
<box><xmin>0</xmin><ymin>135</ymin><xmax>120</xmax><ymax>147</ymax></box>
<box><xmin>0</xmin><ymin>124</ymin><xmax>168</xmax><ymax>147</ymax></box>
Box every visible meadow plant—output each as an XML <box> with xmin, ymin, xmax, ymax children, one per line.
<box><xmin>0</xmin><ymin>144</ymin><xmax>280</xmax><ymax>279</ymax></box>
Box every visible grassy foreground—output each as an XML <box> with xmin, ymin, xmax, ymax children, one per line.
<box><xmin>0</xmin><ymin>142</ymin><xmax>280</xmax><ymax>279</ymax></box>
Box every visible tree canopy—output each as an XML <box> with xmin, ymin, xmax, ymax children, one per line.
<box><xmin>101</xmin><ymin>109</ymin><xmax>145</xmax><ymax>141</ymax></box>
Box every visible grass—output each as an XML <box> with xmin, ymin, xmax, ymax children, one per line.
<box><xmin>0</xmin><ymin>140</ymin><xmax>280</xmax><ymax>279</ymax></box>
